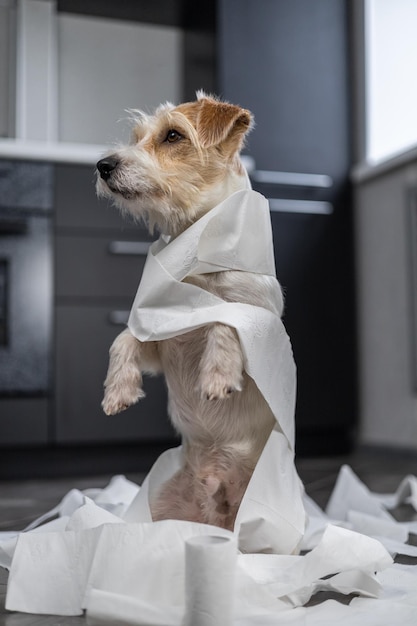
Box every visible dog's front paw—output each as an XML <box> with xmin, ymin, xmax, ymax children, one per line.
<box><xmin>200</xmin><ymin>370</ymin><xmax>243</xmax><ymax>401</ymax></box>
<box><xmin>102</xmin><ymin>384</ymin><xmax>145</xmax><ymax>415</ymax></box>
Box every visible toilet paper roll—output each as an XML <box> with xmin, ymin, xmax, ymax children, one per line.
<box><xmin>183</xmin><ymin>534</ymin><xmax>237</xmax><ymax>626</ymax></box>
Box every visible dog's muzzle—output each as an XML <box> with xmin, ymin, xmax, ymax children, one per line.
<box><xmin>97</xmin><ymin>156</ymin><xmax>119</xmax><ymax>181</ymax></box>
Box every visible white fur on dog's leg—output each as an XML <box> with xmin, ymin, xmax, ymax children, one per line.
<box><xmin>199</xmin><ymin>323</ymin><xmax>244</xmax><ymax>401</ymax></box>
<box><xmin>102</xmin><ymin>328</ymin><xmax>145</xmax><ymax>415</ymax></box>
<box><xmin>102</xmin><ymin>378</ymin><xmax>145</xmax><ymax>415</ymax></box>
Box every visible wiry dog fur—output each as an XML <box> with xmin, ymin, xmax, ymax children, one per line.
<box><xmin>96</xmin><ymin>92</ymin><xmax>284</xmax><ymax>530</ymax></box>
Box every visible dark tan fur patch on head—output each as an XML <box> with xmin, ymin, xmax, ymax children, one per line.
<box><xmin>195</xmin><ymin>95</ymin><xmax>253</xmax><ymax>151</ymax></box>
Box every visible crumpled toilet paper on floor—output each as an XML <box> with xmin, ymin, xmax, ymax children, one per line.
<box><xmin>1</xmin><ymin>466</ymin><xmax>417</xmax><ymax>625</ymax></box>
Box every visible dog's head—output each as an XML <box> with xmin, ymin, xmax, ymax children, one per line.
<box><xmin>96</xmin><ymin>92</ymin><xmax>253</xmax><ymax>236</ymax></box>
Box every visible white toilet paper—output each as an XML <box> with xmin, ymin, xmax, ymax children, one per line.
<box><xmin>126</xmin><ymin>187</ymin><xmax>306</xmax><ymax>554</ymax></box>
<box><xmin>3</xmin><ymin>468</ymin><xmax>417</xmax><ymax>624</ymax></box>
<box><xmin>183</xmin><ymin>534</ymin><xmax>237</xmax><ymax>626</ymax></box>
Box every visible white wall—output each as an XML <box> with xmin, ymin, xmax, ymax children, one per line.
<box><xmin>354</xmin><ymin>158</ymin><xmax>417</xmax><ymax>449</ymax></box>
<box><xmin>0</xmin><ymin>0</ymin><xmax>14</xmax><ymax>138</ymax></box>
<box><xmin>57</xmin><ymin>13</ymin><xmax>183</xmax><ymax>145</ymax></box>
<box><xmin>10</xmin><ymin>0</ymin><xmax>183</xmax><ymax>146</ymax></box>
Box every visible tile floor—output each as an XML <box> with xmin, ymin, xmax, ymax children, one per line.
<box><xmin>0</xmin><ymin>447</ymin><xmax>416</xmax><ymax>624</ymax></box>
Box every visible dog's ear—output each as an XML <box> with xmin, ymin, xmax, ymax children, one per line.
<box><xmin>196</xmin><ymin>97</ymin><xmax>253</xmax><ymax>153</ymax></box>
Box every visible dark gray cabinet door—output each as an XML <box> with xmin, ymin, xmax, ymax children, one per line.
<box><xmin>55</xmin><ymin>305</ymin><xmax>174</xmax><ymax>444</ymax></box>
<box><xmin>55</xmin><ymin>234</ymin><xmax>148</xmax><ymax>300</ymax></box>
<box><xmin>0</xmin><ymin>398</ymin><xmax>49</xmax><ymax>446</ymax></box>
<box><xmin>54</xmin><ymin>164</ymin><xmax>175</xmax><ymax>445</ymax></box>
<box><xmin>218</xmin><ymin>0</ymin><xmax>356</xmax><ymax>453</ymax></box>
<box><xmin>218</xmin><ymin>0</ymin><xmax>350</xmax><ymax>182</ymax></box>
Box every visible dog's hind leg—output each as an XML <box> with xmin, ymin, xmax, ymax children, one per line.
<box><xmin>150</xmin><ymin>458</ymin><xmax>251</xmax><ymax>530</ymax></box>
<box><xmin>150</xmin><ymin>467</ymin><xmax>205</xmax><ymax>524</ymax></box>
<box><xmin>102</xmin><ymin>328</ymin><xmax>160</xmax><ymax>415</ymax></box>
<box><xmin>198</xmin><ymin>459</ymin><xmax>251</xmax><ymax>531</ymax></box>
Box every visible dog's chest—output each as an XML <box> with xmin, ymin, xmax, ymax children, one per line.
<box><xmin>159</xmin><ymin>327</ymin><xmax>207</xmax><ymax>383</ymax></box>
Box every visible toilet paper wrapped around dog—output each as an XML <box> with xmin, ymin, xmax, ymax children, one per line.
<box><xmin>125</xmin><ymin>188</ymin><xmax>306</xmax><ymax>554</ymax></box>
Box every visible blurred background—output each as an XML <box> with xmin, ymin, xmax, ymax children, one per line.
<box><xmin>1</xmin><ymin>0</ymin><xmax>417</xmax><ymax>479</ymax></box>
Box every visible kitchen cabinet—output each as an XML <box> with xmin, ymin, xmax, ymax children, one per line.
<box><xmin>219</xmin><ymin>0</ymin><xmax>357</xmax><ymax>453</ymax></box>
<box><xmin>1</xmin><ymin>0</ymin><xmax>214</xmax><ymax>470</ymax></box>
<box><xmin>1</xmin><ymin>0</ymin><xmax>356</xmax><ymax>470</ymax></box>
<box><xmin>0</xmin><ymin>160</ymin><xmax>53</xmax><ymax>448</ymax></box>
<box><xmin>0</xmin><ymin>398</ymin><xmax>48</xmax><ymax>446</ymax></box>
<box><xmin>354</xmin><ymin>162</ymin><xmax>417</xmax><ymax>450</ymax></box>
<box><xmin>53</xmin><ymin>164</ymin><xmax>175</xmax><ymax>444</ymax></box>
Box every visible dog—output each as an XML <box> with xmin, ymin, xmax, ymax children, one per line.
<box><xmin>96</xmin><ymin>92</ymin><xmax>284</xmax><ymax>531</ymax></box>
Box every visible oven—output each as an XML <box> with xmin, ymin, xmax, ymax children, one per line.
<box><xmin>0</xmin><ymin>160</ymin><xmax>53</xmax><ymax>396</ymax></box>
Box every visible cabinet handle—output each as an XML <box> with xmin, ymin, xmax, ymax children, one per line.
<box><xmin>269</xmin><ymin>198</ymin><xmax>333</xmax><ymax>215</ymax></box>
<box><xmin>108</xmin><ymin>310</ymin><xmax>130</xmax><ymax>326</ymax></box>
<box><xmin>108</xmin><ymin>241</ymin><xmax>151</xmax><ymax>256</ymax></box>
<box><xmin>251</xmin><ymin>170</ymin><xmax>332</xmax><ymax>188</ymax></box>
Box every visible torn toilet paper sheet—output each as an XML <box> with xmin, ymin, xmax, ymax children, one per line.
<box><xmin>2</xmin><ymin>466</ymin><xmax>417</xmax><ymax>624</ymax></box>
<box><xmin>1</xmin><ymin>511</ymin><xmax>393</xmax><ymax>619</ymax></box>
<box><xmin>302</xmin><ymin>464</ymin><xmax>417</xmax><ymax>556</ymax></box>
<box><xmin>0</xmin><ymin>474</ymin><xmax>140</xmax><ymax>570</ymax></box>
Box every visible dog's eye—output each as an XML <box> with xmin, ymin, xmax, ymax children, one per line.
<box><xmin>164</xmin><ymin>129</ymin><xmax>183</xmax><ymax>144</ymax></box>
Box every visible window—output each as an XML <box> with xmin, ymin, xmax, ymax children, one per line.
<box><xmin>365</xmin><ymin>0</ymin><xmax>417</xmax><ymax>163</ymax></box>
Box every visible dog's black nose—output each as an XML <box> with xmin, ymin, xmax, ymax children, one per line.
<box><xmin>97</xmin><ymin>156</ymin><xmax>119</xmax><ymax>181</ymax></box>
